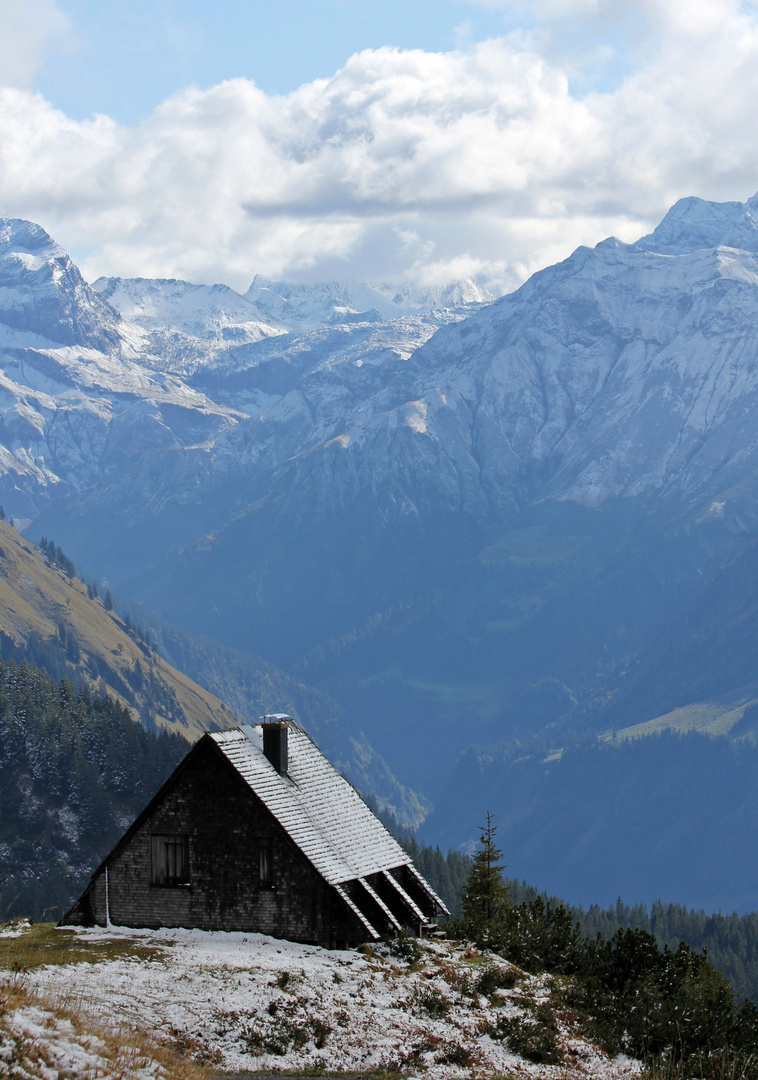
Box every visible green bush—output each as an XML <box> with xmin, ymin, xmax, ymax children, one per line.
<box><xmin>387</xmin><ymin>931</ymin><xmax>423</xmax><ymax>964</ymax></box>
<box><xmin>475</xmin><ymin>962</ymin><xmax>520</xmax><ymax>996</ymax></box>
<box><xmin>486</xmin><ymin>1003</ymin><xmax>562</xmax><ymax>1064</ymax></box>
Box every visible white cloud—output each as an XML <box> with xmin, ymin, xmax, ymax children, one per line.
<box><xmin>0</xmin><ymin>1</ymin><xmax>75</xmax><ymax>88</ymax></box>
<box><xmin>1</xmin><ymin>1</ymin><xmax>758</xmax><ymax>292</ymax></box>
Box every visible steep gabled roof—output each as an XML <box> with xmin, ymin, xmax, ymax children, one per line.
<box><xmin>212</xmin><ymin>724</ymin><xmax>412</xmax><ymax>886</ymax></box>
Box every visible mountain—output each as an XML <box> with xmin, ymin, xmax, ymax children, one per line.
<box><xmin>0</xmin><ymin>518</ymin><xmax>236</xmax><ymax>739</ymax></box>
<box><xmin>0</xmin><ymin>216</ymin><xmax>485</xmax><ymax>525</ymax></box>
<box><xmin>0</xmin><ymin>218</ymin><xmax>120</xmax><ymax>352</ymax></box>
<box><xmin>245</xmin><ymin>274</ymin><xmax>493</xmax><ymax>330</ymax></box>
<box><xmin>423</xmin><ymin>728</ymin><xmax>758</xmax><ymax>913</ymax></box>
<box><xmin>0</xmin><ymin>518</ymin><xmax>424</xmax><ymax>824</ymax></box>
<box><xmin>11</xmin><ymin>194</ymin><xmax>758</xmax><ymax>887</ymax></box>
<box><xmin>31</xmin><ymin>192</ymin><xmax>758</xmax><ymax>776</ymax></box>
<box><xmin>91</xmin><ymin>275</ymin><xmax>286</xmax><ymax>372</ymax></box>
<box><xmin>0</xmin><ymin>218</ymin><xmax>245</xmax><ymax>520</ymax></box>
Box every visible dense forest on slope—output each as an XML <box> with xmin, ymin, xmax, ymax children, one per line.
<box><xmin>0</xmin><ymin>658</ymin><xmax>187</xmax><ymax>921</ymax></box>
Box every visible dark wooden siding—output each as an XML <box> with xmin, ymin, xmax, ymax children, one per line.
<box><xmin>66</xmin><ymin>738</ymin><xmax>366</xmax><ymax>945</ymax></box>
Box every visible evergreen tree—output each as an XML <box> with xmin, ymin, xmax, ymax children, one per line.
<box><xmin>461</xmin><ymin>811</ymin><xmax>510</xmax><ymax>928</ymax></box>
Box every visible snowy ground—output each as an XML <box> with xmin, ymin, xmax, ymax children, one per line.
<box><xmin>3</xmin><ymin>923</ymin><xmax>644</xmax><ymax>1078</ymax></box>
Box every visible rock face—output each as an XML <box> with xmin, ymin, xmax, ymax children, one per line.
<box><xmin>0</xmin><ymin>219</ymin><xmax>248</xmax><ymax>517</ymax></box>
<box><xmin>0</xmin><ymin>218</ymin><xmax>484</xmax><ymax>519</ymax></box>
<box><xmin>0</xmin><ymin>219</ymin><xmax>120</xmax><ymax>350</ymax></box>
<box><xmin>13</xmin><ymin>192</ymin><xmax>758</xmax><ymax>802</ymax></box>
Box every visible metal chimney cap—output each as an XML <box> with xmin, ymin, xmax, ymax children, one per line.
<box><xmin>260</xmin><ymin>713</ymin><xmax>293</xmax><ymax>724</ymax></box>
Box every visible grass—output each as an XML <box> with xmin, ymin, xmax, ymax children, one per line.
<box><xmin>609</xmin><ymin>699</ymin><xmax>756</xmax><ymax>742</ymax></box>
<box><xmin>0</xmin><ymin>971</ymin><xmax>208</xmax><ymax>1080</ymax></box>
<box><xmin>0</xmin><ymin>921</ymin><xmax>171</xmax><ymax>972</ymax></box>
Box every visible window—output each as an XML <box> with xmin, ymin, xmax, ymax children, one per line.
<box><xmin>150</xmin><ymin>834</ymin><xmax>190</xmax><ymax>887</ymax></box>
<box><xmin>259</xmin><ymin>841</ymin><xmax>274</xmax><ymax>887</ymax></box>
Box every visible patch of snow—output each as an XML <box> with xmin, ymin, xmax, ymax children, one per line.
<box><xmin>0</xmin><ymin>918</ymin><xmax>33</xmax><ymax>938</ymax></box>
<box><xmin>32</xmin><ymin>926</ymin><xmax>643</xmax><ymax>1079</ymax></box>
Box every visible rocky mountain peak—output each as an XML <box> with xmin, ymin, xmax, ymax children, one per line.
<box><xmin>636</xmin><ymin>191</ymin><xmax>758</xmax><ymax>256</ymax></box>
<box><xmin>0</xmin><ymin>216</ymin><xmax>120</xmax><ymax>350</ymax></box>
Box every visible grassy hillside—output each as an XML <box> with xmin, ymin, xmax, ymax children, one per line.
<box><xmin>0</xmin><ymin>521</ymin><xmax>236</xmax><ymax>740</ymax></box>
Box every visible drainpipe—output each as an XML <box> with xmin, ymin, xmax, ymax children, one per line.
<box><xmin>105</xmin><ymin>865</ymin><xmax>111</xmax><ymax>928</ymax></box>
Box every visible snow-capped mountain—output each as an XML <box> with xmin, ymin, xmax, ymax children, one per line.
<box><xmin>0</xmin><ymin>219</ymin><xmax>244</xmax><ymax>516</ymax></box>
<box><xmin>159</xmin><ymin>193</ymin><xmax>758</xmax><ymax>526</ymax></box>
<box><xmin>92</xmin><ymin>275</ymin><xmax>282</xmax><ymax>338</ymax></box>
<box><xmin>0</xmin><ymin>219</ymin><xmax>486</xmax><ymax>516</ymax></box>
<box><xmin>15</xmin><ymin>191</ymin><xmax>758</xmax><ymax>804</ymax></box>
<box><xmin>245</xmin><ymin>274</ymin><xmax>493</xmax><ymax>331</ymax></box>
<box><xmin>0</xmin><ymin>219</ymin><xmax>120</xmax><ymax>352</ymax></box>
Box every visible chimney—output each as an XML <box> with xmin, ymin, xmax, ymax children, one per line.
<box><xmin>261</xmin><ymin>715</ymin><xmax>291</xmax><ymax>775</ymax></box>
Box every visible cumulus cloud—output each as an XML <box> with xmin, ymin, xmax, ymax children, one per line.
<box><xmin>0</xmin><ymin>0</ymin><xmax>75</xmax><ymax>87</ymax></box>
<box><xmin>0</xmin><ymin>0</ymin><xmax>757</xmax><ymax>292</ymax></box>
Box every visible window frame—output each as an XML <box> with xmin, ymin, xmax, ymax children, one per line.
<box><xmin>149</xmin><ymin>834</ymin><xmax>190</xmax><ymax>888</ymax></box>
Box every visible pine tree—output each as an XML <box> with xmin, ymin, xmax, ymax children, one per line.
<box><xmin>461</xmin><ymin>811</ymin><xmax>510</xmax><ymax>928</ymax></box>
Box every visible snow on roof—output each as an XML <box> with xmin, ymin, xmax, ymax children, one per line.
<box><xmin>211</xmin><ymin>723</ymin><xmax>413</xmax><ymax>888</ymax></box>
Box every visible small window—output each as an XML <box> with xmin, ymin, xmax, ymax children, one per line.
<box><xmin>150</xmin><ymin>834</ymin><xmax>190</xmax><ymax>887</ymax></box>
<box><xmin>259</xmin><ymin>842</ymin><xmax>274</xmax><ymax>887</ymax></box>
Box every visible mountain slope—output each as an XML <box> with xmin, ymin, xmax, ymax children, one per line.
<box><xmin>15</xmin><ymin>193</ymin><xmax>758</xmax><ymax>843</ymax></box>
<box><xmin>54</xmin><ymin>193</ymin><xmax>758</xmax><ymax>775</ymax></box>
<box><xmin>0</xmin><ymin>520</ymin><xmax>236</xmax><ymax>739</ymax></box>
<box><xmin>422</xmin><ymin>729</ymin><xmax>758</xmax><ymax>914</ymax></box>
<box><xmin>0</xmin><ymin>519</ymin><xmax>427</xmax><ymax>826</ymax></box>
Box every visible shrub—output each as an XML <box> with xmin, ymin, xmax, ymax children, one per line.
<box><xmin>416</xmin><ymin>986</ymin><xmax>450</xmax><ymax>1018</ymax></box>
<box><xmin>435</xmin><ymin>1041</ymin><xmax>474</xmax><ymax>1066</ymax></box>
<box><xmin>476</xmin><ymin>962</ymin><xmax>520</xmax><ymax>996</ymax></box>
<box><xmin>387</xmin><ymin>931</ymin><xmax>423</xmax><ymax>964</ymax></box>
<box><xmin>486</xmin><ymin>1003</ymin><xmax>562</xmax><ymax>1065</ymax></box>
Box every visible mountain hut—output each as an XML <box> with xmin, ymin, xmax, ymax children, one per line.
<box><xmin>62</xmin><ymin>717</ymin><xmax>448</xmax><ymax>946</ymax></box>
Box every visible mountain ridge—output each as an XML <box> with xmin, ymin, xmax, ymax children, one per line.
<box><xmin>8</xmin><ymin>193</ymin><xmax>758</xmax><ymax>877</ymax></box>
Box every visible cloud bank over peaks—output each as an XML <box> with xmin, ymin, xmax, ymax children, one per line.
<box><xmin>1</xmin><ymin>0</ymin><xmax>758</xmax><ymax>292</ymax></box>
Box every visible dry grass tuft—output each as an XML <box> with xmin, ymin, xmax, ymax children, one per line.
<box><xmin>1</xmin><ymin>970</ymin><xmax>209</xmax><ymax>1079</ymax></box>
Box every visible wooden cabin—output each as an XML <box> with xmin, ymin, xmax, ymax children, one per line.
<box><xmin>63</xmin><ymin>716</ymin><xmax>448</xmax><ymax>946</ymax></box>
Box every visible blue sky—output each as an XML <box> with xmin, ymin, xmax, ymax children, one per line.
<box><xmin>38</xmin><ymin>1</ymin><xmax>530</xmax><ymax>124</ymax></box>
<box><xmin>2</xmin><ymin>1</ymin><xmax>757</xmax><ymax>291</ymax></box>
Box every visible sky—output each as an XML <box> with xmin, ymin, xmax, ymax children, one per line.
<box><xmin>1</xmin><ymin>0</ymin><xmax>758</xmax><ymax>292</ymax></box>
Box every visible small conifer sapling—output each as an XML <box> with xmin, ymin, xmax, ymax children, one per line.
<box><xmin>461</xmin><ymin>811</ymin><xmax>510</xmax><ymax>930</ymax></box>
